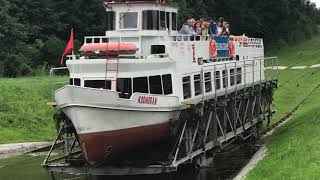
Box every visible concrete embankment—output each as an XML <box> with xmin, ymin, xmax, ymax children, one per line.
<box><xmin>0</xmin><ymin>142</ymin><xmax>51</xmax><ymax>159</ymax></box>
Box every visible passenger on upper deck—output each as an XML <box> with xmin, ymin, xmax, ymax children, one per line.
<box><xmin>209</xmin><ymin>19</ymin><xmax>217</xmax><ymax>36</ymax></box>
<box><xmin>194</xmin><ymin>21</ymin><xmax>202</xmax><ymax>34</ymax></box>
<box><xmin>221</xmin><ymin>20</ymin><xmax>231</xmax><ymax>36</ymax></box>
<box><xmin>179</xmin><ymin>18</ymin><xmax>198</xmax><ymax>36</ymax></box>
<box><xmin>201</xmin><ymin>21</ymin><xmax>210</xmax><ymax>36</ymax></box>
<box><xmin>216</xmin><ymin>17</ymin><xmax>224</xmax><ymax>36</ymax></box>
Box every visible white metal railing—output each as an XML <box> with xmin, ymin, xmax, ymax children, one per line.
<box><xmin>49</xmin><ymin>67</ymin><xmax>70</xmax><ymax>102</ymax></box>
<box><xmin>181</xmin><ymin>57</ymin><xmax>278</xmax><ymax>101</ymax></box>
<box><xmin>84</xmin><ymin>35</ymin><xmax>263</xmax><ymax>43</ymax></box>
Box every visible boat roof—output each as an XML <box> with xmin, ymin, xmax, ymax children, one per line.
<box><xmin>103</xmin><ymin>1</ymin><xmax>176</xmax><ymax>8</ymax></box>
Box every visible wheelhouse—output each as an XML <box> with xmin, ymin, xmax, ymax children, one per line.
<box><xmin>104</xmin><ymin>1</ymin><xmax>178</xmax><ymax>36</ymax></box>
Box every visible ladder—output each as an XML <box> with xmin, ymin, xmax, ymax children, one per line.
<box><xmin>104</xmin><ymin>40</ymin><xmax>120</xmax><ymax>89</ymax></box>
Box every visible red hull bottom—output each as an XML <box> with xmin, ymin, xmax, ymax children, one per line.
<box><xmin>79</xmin><ymin>123</ymin><xmax>170</xmax><ymax>163</ymax></box>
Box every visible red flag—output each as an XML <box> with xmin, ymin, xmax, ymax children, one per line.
<box><xmin>60</xmin><ymin>28</ymin><xmax>74</xmax><ymax>64</ymax></box>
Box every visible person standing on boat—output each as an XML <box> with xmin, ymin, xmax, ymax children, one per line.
<box><xmin>217</xmin><ymin>17</ymin><xmax>225</xmax><ymax>36</ymax></box>
<box><xmin>209</xmin><ymin>19</ymin><xmax>217</xmax><ymax>36</ymax></box>
<box><xmin>179</xmin><ymin>18</ymin><xmax>198</xmax><ymax>36</ymax></box>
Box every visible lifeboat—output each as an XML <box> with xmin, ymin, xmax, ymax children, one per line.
<box><xmin>79</xmin><ymin>42</ymin><xmax>139</xmax><ymax>56</ymax></box>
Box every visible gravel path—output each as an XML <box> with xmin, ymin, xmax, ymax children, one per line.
<box><xmin>0</xmin><ymin>142</ymin><xmax>51</xmax><ymax>159</ymax></box>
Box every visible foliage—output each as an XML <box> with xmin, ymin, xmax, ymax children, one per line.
<box><xmin>0</xmin><ymin>0</ymin><xmax>320</xmax><ymax>77</ymax></box>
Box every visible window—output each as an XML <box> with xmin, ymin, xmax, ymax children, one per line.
<box><xmin>183</xmin><ymin>76</ymin><xmax>191</xmax><ymax>99</ymax></box>
<box><xmin>236</xmin><ymin>68</ymin><xmax>242</xmax><ymax>84</ymax></box>
<box><xmin>230</xmin><ymin>69</ymin><xmax>235</xmax><ymax>86</ymax></box>
<box><xmin>151</xmin><ymin>45</ymin><xmax>165</xmax><ymax>54</ymax></box>
<box><xmin>84</xmin><ymin>80</ymin><xmax>111</xmax><ymax>89</ymax></box>
<box><xmin>215</xmin><ymin>71</ymin><xmax>221</xmax><ymax>90</ymax></box>
<box><xmin>106</xmin><ymin>11</ymin><xmax>115</xmax><ymax>31</ymax></box>
<box><xmin>204</xmin><ymin>72</ymin><xmax>212</xmax><ymax>93</ymax></box>
<box><xmin>133</xmin><ymin>77</ymin><xmax>148</xmax><ymax>93</ymax></box>
<box><xmin>70</xmin><ymin>78</ymin><xmax>81</xmax><ymax>86</ymax></box>
<box><xmin>222</xmin><ymin>70</ymin><xmax>227</xmax><ymax>88</ymax></box>
<box><xmin>160</xmin><ymin>11</ymin><xmax>166</xmax><ymax>30</ymax></box>
<box><xmin>166</xmin><ymin>12</ymin><xmax>170</xmax><ymax>29</ymax></box>
<box><xmin>119</xmin><ymin>12</ymin><xmax>138</xmax><ymax>29</ymax></box>
<box><xmin>142</xmin><ymin>10</ymin><xmax>159</xmax><ymax>30</ymax></box>
<box><xmin>194</xmin><ymin>74</ymin><xmax>201</xmax><ymax>96</ymax></box>
<box><xmin>172</xmin><ymin>13</ymin><xmax>177</xmax><ymax>30</ymax></box>
<box><xmin>149</xmin><ymin>75</ymin><xmax>162</xmax><ymax>94</ymax></box>
<box><xmin>162</xmin><ymin>74</ymin><xmax>172</xmax><ymax>95</ymax></box>
<box><xmin>117</xmin><ymin>78</ymin><xmax>132</xmax><ymax>99</ymax></box>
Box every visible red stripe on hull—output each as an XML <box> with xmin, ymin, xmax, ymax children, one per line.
<box><xmin>79</xmin><ymin>123</ymin><xmax>170</xmax><ymax>163</ymax></box>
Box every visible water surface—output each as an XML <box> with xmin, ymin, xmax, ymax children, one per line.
<box><xmin>0</xmin><ymin>143</ymin><xmax>258</xmax><ymax>180</ymax></box>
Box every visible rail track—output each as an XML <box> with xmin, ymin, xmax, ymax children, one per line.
<box><xmin>261</xmin><ymin>79</ymin><xmax>320</xmax><ymax>135</ymax></box>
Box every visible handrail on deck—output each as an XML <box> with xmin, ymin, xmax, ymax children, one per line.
<box><xmin>83</xmin><ymin>35</ymin><xmax>264</xmax><ymax>44</ymax></box>
<box><xmin>49</xmin><ymin>67</ymin><xmax>69</xmax><ymax>102</ymax></box>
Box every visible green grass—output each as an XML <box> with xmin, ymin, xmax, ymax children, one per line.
<box><xmin>0</xmin><ymin>76</ymin><xmax>67</xmax><ymax>143</ymax></box>
<box><xmin>247</xmin><ymin>36</ymin><xmax>320</xmax><ymax>178</ymax></box>
<box><xmin>247</xmin><ymin>89</ymin><xmax>320</xmax><ymax>179</ymax></box>
<box><xmin>264</xmin><ymin>35</ymin><xmax>320</xmax><ymax>123</ymax></box>
<box><xmin>269</xmin><ymin>34</ymin><xmax>320</xmax><ymax>66</ymax></box>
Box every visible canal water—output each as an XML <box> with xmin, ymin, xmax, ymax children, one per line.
<box><xmin>0</xmin><ymin>143</ymin><xmax>258</xmax><ymax>180</ymax></box>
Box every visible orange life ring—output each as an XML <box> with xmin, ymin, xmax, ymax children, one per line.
<box><xmin>229</xmin><ymin>40</ymin><xmax>235</xmax><ymax>58</ymax></box>
<box><xmin>210</xmin><ymin>39</ymin><xmax>217</xmax><ymax>58</ymax></box>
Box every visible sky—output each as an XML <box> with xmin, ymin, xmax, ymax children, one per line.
<box><xmin>311</xmin><ymin>0</ymin><xmax>320</xmax><ymax>8</ymax></box>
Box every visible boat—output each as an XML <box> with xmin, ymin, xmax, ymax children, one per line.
<box><xmin>53</xmin><ymin>1</ymin><xmax>267</xmax><ymax>165</ymax></box>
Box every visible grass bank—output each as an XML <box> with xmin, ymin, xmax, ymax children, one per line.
<box><xmin>247</xmin><ymin>36</ymin><xmax>320</xmax><ymax>178</ymax></box>
<box><xmin>247</xmin><ymin>86</ymin><xmax>320</xmax><ymax>179</ymax></box>
<box><xmin>268</xmin><ymin>34</ymin><xmax>320</xmax><ymax>122</ymax></box>
<box><xmin>0</xmin><ymin>76</ymin><xmax>66</xmax><ymax>144</ymax></box>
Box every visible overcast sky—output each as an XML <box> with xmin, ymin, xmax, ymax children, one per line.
<box><xmin>311</xmin><ymin>0</ymin><xmax>320</xmax><ymax>7</ymax></box>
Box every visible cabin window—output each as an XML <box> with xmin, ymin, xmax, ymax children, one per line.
<box><xmin>204</xmin><ymin>72</ymin><xmax>212</xmax><ymax>93</ymax></box>
<box><xmin>183</xmin><ymin>76</ymin><xmax>191</xmax><ymax>99</ymax></box>
<box><xmin>194</xmin><ymin>74</ymin><xmax>201</xmax><ymax>96</ymax></box>
<box><xmin>162</xmin><ymin>74</ymin><xmax>173</xmax><ymax>95</ymax></box>
<box><xmin>133</xmin><ymin>77</ymin><xmax>149</xmax><ymax>93</ymax></box>
<box><xmin>84</xmin><ymin>80</ymin><xmax>111</xmax><ymax>89</ymax></box>
<box><xmin>94</xmin><ymin>38</ymin><xmax>100</xmax><ymax>43</ymax></box>
<box><xmin>119</xmin><ymin>12</ymin><xmax>138</xmax><ymax>29</ymax></box>
<box><xmin>106</xmin><ymin>12</ymin><xmax>115</xmax><ymax>31</ymax></box>
<box><xmin>172</xmin><ymin>13</ymin><xmax>177</xmax><ymax>30</ymax></box>
<box><xmin>222</xmin><ymin>70</ymin><xmax>227</xmax><ymax>88</ymax></box>
<box><xmin>215</xmin><ymin>71</ymin><xmax>221</xmax><ymax>90</ymax></box>
<box><xmin>117</xmin><ymin>78</ymin><xmax>132</xmax><ymax>99</ymax></box>
<box><xmin>70</xmin><ymin>78</ymin><xmax>81</xmax><ymax>86</ymax></box>
<box><xmin>142</xmin><ymin>10</ymin><xmax>159</xmax><ymax>30</ymax></box>
<box><xmin>230</xmin><ymin>69</ymin><xmax>235</xmax><ymax>86</ymax></box>
<box><xmin>166</xmin><ymin>12</ymin><xmax>170</xmax><ymax>29</ymax></box>
<box><xmin>149</xmin><ymin>75</ymin><xmax>163</xmax><ymax>95</ymax></box>
<box><xmin>160</xmin><ymin>11</ymin><xmax>166</xmax><ymax>30</ymax></box>
<box><xmin>151</xmin><ymin>45</ymin><xmax>165</xmax><ymax>54</ymax></box>
<box><xmin>237</xmin><ymin>68</ymin><xmax>242</xmax><ymax>84</ymax></box>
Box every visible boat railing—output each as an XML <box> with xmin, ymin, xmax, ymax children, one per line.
<box><xmin>49</xmin><ymin>67</ymin><xmax>70</xmax><ymax>103</ymax></box>
<box><xmin>84</xmin><ymin>35</ymin><xmax>263</xmax><ymax>43</ymax></box>
<box><xmin>82</xmin><ymin>35</ymin><xmax>263</xmax><ymax>60</ymax></box>
<box><xmin>182</xmin><ymin>57</ymin><xmax>278</xmax><ymax>100</ymax></box>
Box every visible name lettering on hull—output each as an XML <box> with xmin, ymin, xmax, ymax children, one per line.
<box><xmin>138</xmin><ymin>96</ymin><xmax>158</xmax><ymax>105</ymax></box>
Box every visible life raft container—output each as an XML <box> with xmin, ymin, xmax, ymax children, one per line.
<box><xmin>229</xmin><ymin>40</ymin><xmax>235</xmax><ymax>58</ymax></box>
<box><xmin>79</xmin><ymin>43</ymin><xmax>138</xmax><ymax>56</ymax></box>
<box><xmin>209</xmin><ymin>39</ymin><xmax>217</xmax><ymax>58</ymax></box>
